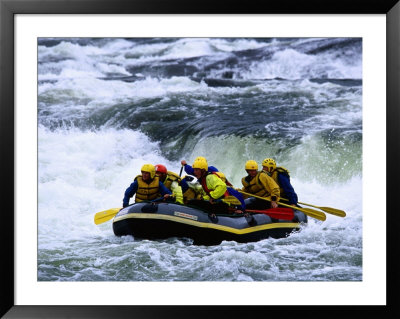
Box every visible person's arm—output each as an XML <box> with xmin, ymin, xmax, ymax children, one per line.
<box><xmin>122</xmin><ymin>180</ymin><xmax>138</xmax><ymax>207</ymax></box>
<box><xmin>278</xmin><ymin>174</ymin><xmax>298</xmax><ymax>205</ymax></box>
<box><xmin>184</xmin><ymin>164</ymin><xmax>194</xmax><ymax>175</ymax></box>
<box><xmin>159</xmin><ymin>182</ymin><xmax>172</xmax><ymax>196</ymax></box>
<box><xmin>227</xmin><ymin>187</ymin><xmax>246</xmax><ymax>210</ymax></box>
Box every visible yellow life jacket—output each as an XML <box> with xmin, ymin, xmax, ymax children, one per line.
<box><xmin>212</xmin><ymin>171</ymin><xmax>234</xmax><ymax>186</ymax></box>
<box><xmin>134</xmin><ymin>175</ymin><xmax>160</xmax><ymax>202</ymax></box>
<box><xmin>161</xmin><ymin>171</ymin><xmax>183</xmax><ymax>204</ymax></box>
<box><xmin>182</xmin><ymin>187</ymin><xmax>199</xmax><ymax>203</ymax></box>
<box><xmin>270</xmin><ymin>166</ymin><xmax>290</xmax><ymax>196</ymax></box>
<box><xmin>162</xmin><ymin>171</ymin><xmax>181</xmax><ymax>189</ymax></box>
<box><xmin>241</xmin><ymin>171</ymin><xmax>269</xmax><ymax>198</ymax></box>
<box><xmin>182</xmin><ymin>176</ymin><xmax>202</xmax><ymax>204</ymax></box>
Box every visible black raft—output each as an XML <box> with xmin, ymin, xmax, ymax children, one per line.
<box><xmin>113</xmin><ymin>202</ymin><xmax>307</xmax><ymax>246</ymax></box>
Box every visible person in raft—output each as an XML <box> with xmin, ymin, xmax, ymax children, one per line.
<box><xmin>154</xmin><ymin>164</ymin><xmax>185</xmax><ymax>204</ymax></box>
<box><xmin>181</xmin><ymin>157</ymin><xmax>233</xmax><ymax>186</ymax></box>
<box><xmin>187</xmin><ymin>157</ymin><xmax>245</xmax><ymax>216</ymax></box>
<box><xmin>261</xmin><ymin>158</ymin><xmax>298</xmax><ymax>206</ymax></box>
<box><xmin>122</xmin><ymin>164</ymin><xmax>172</xmax><ymax>208</ymax></box>
<box><xmin>240</xmin><ymin>160</ymin><xmax>280</xmax><ymax>210</ymax></box>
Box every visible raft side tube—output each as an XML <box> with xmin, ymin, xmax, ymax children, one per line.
<box><xmin>113</xmin><ymin>202</ymin><xmax>306</xmax><ymax>245</ymax></box>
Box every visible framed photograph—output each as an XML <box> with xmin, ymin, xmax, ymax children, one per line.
<box><xmin>1</xmin><ymin>0</ymin><xmax>398</xmax><ymax>317</ymax></box>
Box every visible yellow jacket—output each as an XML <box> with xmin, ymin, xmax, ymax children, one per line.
<box><xmin>200</xmin><ymin>173</ymin><xmax>227</xmax><ymax>200</ymax></box>
<box><xmin>200</xmin><ymin>173</ymin><xmax>243</xmax><ymax>207</ymax></box>
<box><xmin>169</xmin><ymin>180</ymin><xmax>184</xmax><ymax>204</ymax></box>
<box><xmin>241</xmin><ymin>171</ymin><xmax>280</xmax><ymax>201</ymax></box>
<box><xmin>269</xmin><ymin>166</ymin><xmax>290</xmax><ymax>199</ymax></box>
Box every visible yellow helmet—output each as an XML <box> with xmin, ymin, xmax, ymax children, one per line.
<box><xmin>262</xmin><ymin>158</ymin><xmax>276</xmax><ymax>172</ymax></box>
<box><xmin>192</xmin><ymin>157</ymin><xmax>208</xmax><ymax>171</ymax></box>
<box><xmin>141</xmin><ymin>163</ymin><xmax>156</xmax><ymax>179</ymax></box>
<box><xmin>245</xmin><ymin>160</ymin><xmax>258</xmax><ymax>171</ymax></box>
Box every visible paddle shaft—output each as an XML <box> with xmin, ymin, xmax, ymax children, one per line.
<box><xmin>238</xmin><ymin>190</ymin><xmax>326</xmax><ymax>221</ymax></box>
<box><xmin>179</xmin><ymin>165</ymin><xmax>183</xmax><ymax>177</ymax></box>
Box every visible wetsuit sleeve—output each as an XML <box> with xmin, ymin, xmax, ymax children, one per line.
<box><xmin>227</xmin><ymin>187</ymin><xmax>246</xmax><ymax>210</ymax></box>
<box><xmin>123</xmin><ymin>180</ymin><xmax>138</xmax><ymax>207</ymax></box>
<box><xmin>278</xmin><ymin>173</ymin><xmax>298</xmax><ymax>205</ymax></box>
<box><xmin>159</xmin><ymin>182</ymin><xmax>172</xmax><ymax>196</ymax></box>
<box><xmin>184</xmin><ymin>164</ymin><xmax>194</xmax><ymax>175</ymax></box>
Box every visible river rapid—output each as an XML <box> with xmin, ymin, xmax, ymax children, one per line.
<box><xmin>37</xmin><ymin>37</ymin><xmax>362</xmax><ymax>282</ymax></box>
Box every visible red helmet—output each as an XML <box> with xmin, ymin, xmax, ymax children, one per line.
<box><xmin>155</xmin><ymin>164</ymin><xmax>167</xmax><ymax>174</ymax></box>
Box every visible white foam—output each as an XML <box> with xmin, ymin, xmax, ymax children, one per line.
<box><xmin>38</xmin><ymin>126</ymin><xmax>181</xmax><ymax>246</ymax></box>
<box><xmin>242</xmin><ymin>48</ymin><xmax>362</xmax><ymax>80</ymax></box>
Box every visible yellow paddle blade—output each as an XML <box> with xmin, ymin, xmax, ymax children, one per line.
<box><xmin>94</xmin><ymin>208</ymin><xmax>121</xmax><ymax>225</ymax></box>
<box><xmin>316</xmin><ymin>207</ymin><xmax>346</xmax><ymax>217</ymax></box>
<box><xmin>296</xmin><ymin>201</ymin><xmax>346</xmax><ymax>218</ymax></box>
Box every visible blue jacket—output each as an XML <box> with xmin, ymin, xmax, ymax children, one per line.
<box><xmin>123</xmin><ymin>180</ymin><xmax>171</xmax><ymax>207</ymax></box>
<box><xmin>278</xmin><ymin>173</ymin><xmax>298</xmax><ymax>205</ymax></box>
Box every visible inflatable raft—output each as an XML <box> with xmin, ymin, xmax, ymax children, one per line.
<box><xmin>113</xmin><ymin>202</ymin><xmax>307</xmax><ymax>245</ymax></box>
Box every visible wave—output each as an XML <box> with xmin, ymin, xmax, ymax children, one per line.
<box><xmin>38</xmin><ymin>37</ymin><xmax>362</xmax><ymax>81</ymax></box>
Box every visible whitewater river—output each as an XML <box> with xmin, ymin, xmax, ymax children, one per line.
<box><xmin>37</xmin><ymin>37</ymin><xmax>362</xmax><ymax>282</ymax></box>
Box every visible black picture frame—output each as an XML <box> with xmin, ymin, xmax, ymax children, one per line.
<box><xmin>1</xmin><ymin>0</ymin><xmax>399</xmax><ymax>318</ymax></box>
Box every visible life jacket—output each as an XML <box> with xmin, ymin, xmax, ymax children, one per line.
<box><xmin>214</xmin><ymin>171</ymin><xmax>233</xmax><ymax>187</ymax></box>
<box><xmin>134</xmin><ymin>175</ymin><xmax>160</xmax><ymax>202</ymax></box>
<box><xmin>270</xmin><ymin>166</ymin><xmax>290</xmax><ymax>196</ymax></box>
<box><xmin>199</xmin><ymin>172</ymin><xmax>230</xmax><ymax>199</ymax></box>
<box><xmin>241</xmin><ymin>171</ymin><xmax>269</xmax><ymax>198</ymax></box>
<box><xmin>162</xmin><ymin>171</ymin><xmax>184</xmax><ymax>204</ymax></box>
<box><xmin>162</xmin><ymin>171</ymin><xmax>181</xmax><ymax>190</ymax></box>
<box><xmin>182</xmin><ymin>187</ymin><xmax>199</xmax><ymax>203</ymax></box>
<box><xmin>181</xmin><ymin>176</ymin><xmax>202</xmax><ymax>204</ymax></box>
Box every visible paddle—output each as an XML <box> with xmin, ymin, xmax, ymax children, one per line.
<box><xmin>179</xmin><ymin>165</ymin><xmax>183</xmax><ymax>177</ymax></box>
<box><xmin>94</xmin><ymin>196</ymin><xmax>168</xmax><ymax>225</ymax></box>
<box><xmin>281</xmin><ymin>198</ymin><xmax>346</xmax><ymax>217</ymax></box>
<box><xmin>245</xmin><ymin>207</ymin><xmax>294</xmax><ymax>220</ymax></box>
<box><xmin>238</xmin><ymin>190</ymin><xmax>326</xmax><ymax>221</ymax></box>
<box><xmin>94</xmin><ymin>208</ymin><xmax>120</xmax><ymax>225</ymax></box>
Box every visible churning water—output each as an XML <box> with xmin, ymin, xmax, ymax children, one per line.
<box><xmin>38</xmin><ymin>38</ymin><xmax>362</xmax><ymax>281</ymax></box>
